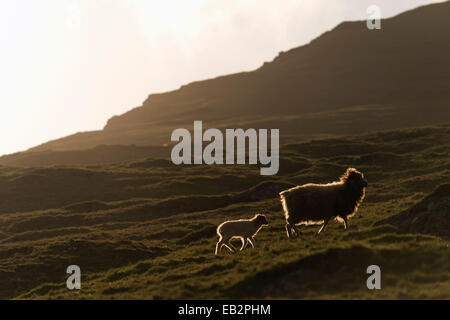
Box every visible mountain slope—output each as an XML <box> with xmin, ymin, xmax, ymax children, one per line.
<box><xmin>2</xmin><ymin>1</ymin><xmax>450</xmax><ymax>165</ymax></box>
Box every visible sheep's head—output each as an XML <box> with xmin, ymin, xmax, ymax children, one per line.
<box><xmin>254</xmin><ymin>214</ymin><xmax>269</xmax><ymax>226</ymax></box>
<box><xmin>342</xmin><ymin>168</ymin><xmax>367</xmax><ymax>188</ymax></box>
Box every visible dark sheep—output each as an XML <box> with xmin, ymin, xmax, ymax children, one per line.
<box><xmin>280</xmin><ymin>168</ymin><xmax>368</xmax><ymax>238</ymax></box>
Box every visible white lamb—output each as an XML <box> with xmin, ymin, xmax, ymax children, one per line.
<box><xmin>215</xmin><ymin>214</ymin><xmax>269</xmax><ymax>255</ymax></box>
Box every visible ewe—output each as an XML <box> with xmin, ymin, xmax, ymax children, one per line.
<box><xmin>280</xmin><ymin>168</ymin><xmax>368</xmax><ymax>238</ymax></box>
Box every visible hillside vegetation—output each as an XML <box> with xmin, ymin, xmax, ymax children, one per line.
<box><xmin>0</xmin><ymin>124</ymin><xmax>449</xmax><ymax>299</ymax></box>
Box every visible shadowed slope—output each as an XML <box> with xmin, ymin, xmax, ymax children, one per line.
<box><xmin>377</xmin><ymin>184</ymin><xmax>450</xmax><ymax>239</ymax></box>
<box><xmin>1</xmin><ymin>1</ymin><xmax>448</xmax><ymax>167</ymax></box>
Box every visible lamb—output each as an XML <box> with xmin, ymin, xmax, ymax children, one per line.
<box><xmin>280</xmin><ymin>168</ymin><xmax>367</xmax><ymax>238</ymax></box>
<box><xmin>215</xmin><ymin>214</ymin><xmax>269</xmax><ymax>255</ymax></box>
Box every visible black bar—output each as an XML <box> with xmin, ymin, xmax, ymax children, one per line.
<box><xmin>0</xmin><ymin>300</ymin><xmax>447</xmax><ymax>319</ymax></box>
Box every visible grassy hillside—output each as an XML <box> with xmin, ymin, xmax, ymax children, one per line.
<box><xmin>0</xmin><ymin>124</ymin><xmax>449</xmax><ymax>299</ymax></box>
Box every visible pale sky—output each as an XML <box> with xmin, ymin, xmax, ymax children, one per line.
<box><xmin>0</xmin><ymin>0</ymin><xmax>446</xmax><ymax>156</ymax></box>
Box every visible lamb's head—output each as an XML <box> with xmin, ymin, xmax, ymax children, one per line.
<box><xmin>254</xmin><ymin>214</ymin><xmax>269</xmax><ymax>226</ymax></box>
<box><xmin>341</xmin><ymin>168</ymin><xmax>367</xmax><ymax>201</ymax></box>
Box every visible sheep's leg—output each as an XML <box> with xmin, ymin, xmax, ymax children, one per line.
<box><xmin>285</xmin><ymin>223</ymin><xmax>293</xmax><ymax>238</ymax></box>
<box><xmin>222</xmin><ymin>240</ymin><xmax>237</xmax><ymax>253</ymax></box>
<box><xmin>317</xmin><ymin>218</ymin><xmax>330</xmax><ymax>236</ymax></box>
<box><xmin>292</xmin><ymin>224</ymin><xmax>302</xmax><ymax>237</ymax></box>
<box><xmin>215</xmin><ymin>242</ymin><xmax>221</xmax><ymax>255</ymax></box>
<box><xmin>215</xmin><ymin>237</ymin><xmax>225</xmax><ymax>255</ymax></box>
<box><xmin>286</xmin><ymin>223</ymin><xmax>301</xmax><ymax>238</ymax></box>
<box><xmin>239</xmin><ymin>237</ymin><xmax>247</xmax><ymax>251</ymax></box>
<box><xmin>343</xmin><ymin>217</ymin><xmax>349</xmax><ymax>230</ymax></box>
<box><xmin>247</xmin><ymin>237</ymin><xmax>255</xmax><ymax>248</ymax></box>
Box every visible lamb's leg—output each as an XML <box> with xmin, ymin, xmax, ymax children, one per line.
<box><xmin>247</xmin><ymin>237</ymin><xmax>255</xmax><ymax>248</ymax></box>
<box><xmin>223</xmin><ymin>240</ymin><xmax>237</xmax><ymax>253</ymax></box>
<box><xmin>215</xmin><ymin>236</ymin><xmax>224</xmax><ymax>255</ymax></box>
<box><xmin>239</xmin><ymin>237</ymin><xmax>247</xmax><ymax>251</ymax></box>
<box><xmin>317</xmin><ymin>218</ymin><xmax>330</xmax><ymax>236</ymax></box>
<box><xmin>215</xmin><ymin>241</ymin><xmax>221</xmax><ymax>255</ymax></box>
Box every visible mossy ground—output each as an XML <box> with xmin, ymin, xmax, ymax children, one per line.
<box><xmin>0</xmin><ymin>124</ymin><xmax>449</xmax><ymax>299</ymax></box>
